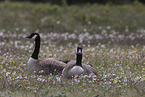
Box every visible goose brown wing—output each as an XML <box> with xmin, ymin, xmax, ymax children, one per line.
<box><xmin>82</xmin><ymin>64</ymin><xmax>98</xmax><ymax>75</ymax></box>
<box><xmin>66</xmin><ymin>60</ymin><xmax>76</xmax><ymax>65</ymax></box>
<box><xmin>58</xmin><ymin>59</ymin><xmax>71</xmax><ymax>64</ymax></box>
<box><xmin>38</xmin><ymin>58</ymin><xmax>67</xmax><ymax>75</ymax></box>
<box><xmin>66</xmin><ymin>60</ymin><xmax>98</xmax><ymax>75</ymax></box>
<box><xmin>45</xmin><ymin>58</ymin><xmax>70</xmax><ymax>64</ymax></box>
<box><xmin>63</xmin><ymin>60</ymin><xmax>76</xmax><ymax>70</ymax></box>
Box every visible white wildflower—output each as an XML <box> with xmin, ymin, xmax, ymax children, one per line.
<box><xmin>6</xmin><ymin>72</ymin><xmax>10</xmax><ymax>76</ymax></box>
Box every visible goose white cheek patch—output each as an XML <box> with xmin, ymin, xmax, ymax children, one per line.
<box><xmin>77</xmin><ymin>49</ymin><xmax>82</xmax><ymax>53</ymax></box>
<box><xmin>79</xmin><ymin>49</ymin><xmax>82</xmax><ymax>53</ymax></box>
<box><xmin>32</xmin><ymin>35</ymin><xmax>37</xmax><ymax>39</ymax></box>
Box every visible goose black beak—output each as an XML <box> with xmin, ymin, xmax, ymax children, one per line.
<box><xmin>26</xmin><ymin>36</ymin><xmax>31</xmax><ymax>38</ymax></box>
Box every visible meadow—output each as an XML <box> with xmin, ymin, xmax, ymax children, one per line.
<box><xmin>0</xmin><ymin>1</ymin><xmax>145</xmax><ymax>97</ymax></box>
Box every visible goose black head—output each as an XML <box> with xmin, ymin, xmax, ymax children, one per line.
<box><xmin>77</xmin><ymin>46</ymin><xmax>82</xmax><ymax>54</ymax></box>
<box><xmin>76</xmin><ymin>46</ymin><xmax>82</xmax><ymax>66</ymax></box>
<box><xmin>26</xmin><ymin>32</ymin><xmax>40</xmax><ymax>60</ymax></box>
<box><xmin>26</xmin><ymin>32</ymin><xmax>40</xmax><ymax>39</ymax></box>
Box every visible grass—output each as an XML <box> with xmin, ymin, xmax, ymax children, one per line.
<box><xmin>0</xmin><ymin>1</ymin><xmax>145</xmax><ymax>97</ymax></box>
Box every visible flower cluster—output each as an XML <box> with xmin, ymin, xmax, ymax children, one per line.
<box><xmin>0</xmin><ymin>28</ymin><xmax>144</xmax><ymax>96</ymax></box>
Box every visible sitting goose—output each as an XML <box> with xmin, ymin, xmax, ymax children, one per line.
<box><xmin>62</xmin><ymin>46</ymin><xmax>98</xmax><ymax>79</ymax></box>
<box><xmin>26</xmin><ymin>32</ymin><xmax>67</xmax><ymax>75</ymax></box>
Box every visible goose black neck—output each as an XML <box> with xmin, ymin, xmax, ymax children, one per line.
<box><xmin>76</xmin><ymin>53</ymin><xmax>82</xmax><ymax>66</ymax></box>
<box><xmin>31</xmin><ymin>35</ymin><xmax>40</xmax><ymax>59</ymax></box>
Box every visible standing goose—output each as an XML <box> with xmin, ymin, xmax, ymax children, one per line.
<box><xmin>62</xmin><ymin>46</ymin><xmax>98</xmax><ymax>79</ymax></box>
<box><xmin>26</xmin><ymin>32</ymin><xmax>67</xmax><ymax>75</ymax></box>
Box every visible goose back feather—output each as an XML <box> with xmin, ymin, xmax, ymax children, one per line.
<box><xmin>28</xmin><ymin>57</ymin><xmax>67</xmax><ymax>75</ymax></box>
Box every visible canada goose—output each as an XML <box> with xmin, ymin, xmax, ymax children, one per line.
<box><xmin>62</xmin><ymin>46</ymin><xmax>98</xmax><ymax>79</ymax></box>
<box><xmin>26</xmin><ymin>32</ymin><xmax>67</xmax><ymax>75</ymax></box>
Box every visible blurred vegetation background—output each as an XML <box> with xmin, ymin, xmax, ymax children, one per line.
<box><xmin>1</xmin><ymin>0</ymin><xmax>145</xmax><ymax>5</ymax></box>
<box><xmin>0</xmin><ymin>0</ymin><xmax>145</xmax><ymax>33</ymax></box>
<box><xmin>1</xmin><ymin>0</ymin><xmax>145</xmax><ymax>46</ymax></box>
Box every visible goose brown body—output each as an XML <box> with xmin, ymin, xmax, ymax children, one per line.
<box><xmin>28</xmin><ymin>57</ymin><xmax>67</xmax><ymax>75</ymax></box>
<box><xmin>62</xmin><ymin>60</ymin><xmax>98</xmax><ymax>78</ymax></box>
<box><xmin>62</xmin><ymin>47</ymin><xmax>98</xmax><ymax>78</ymax></box>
